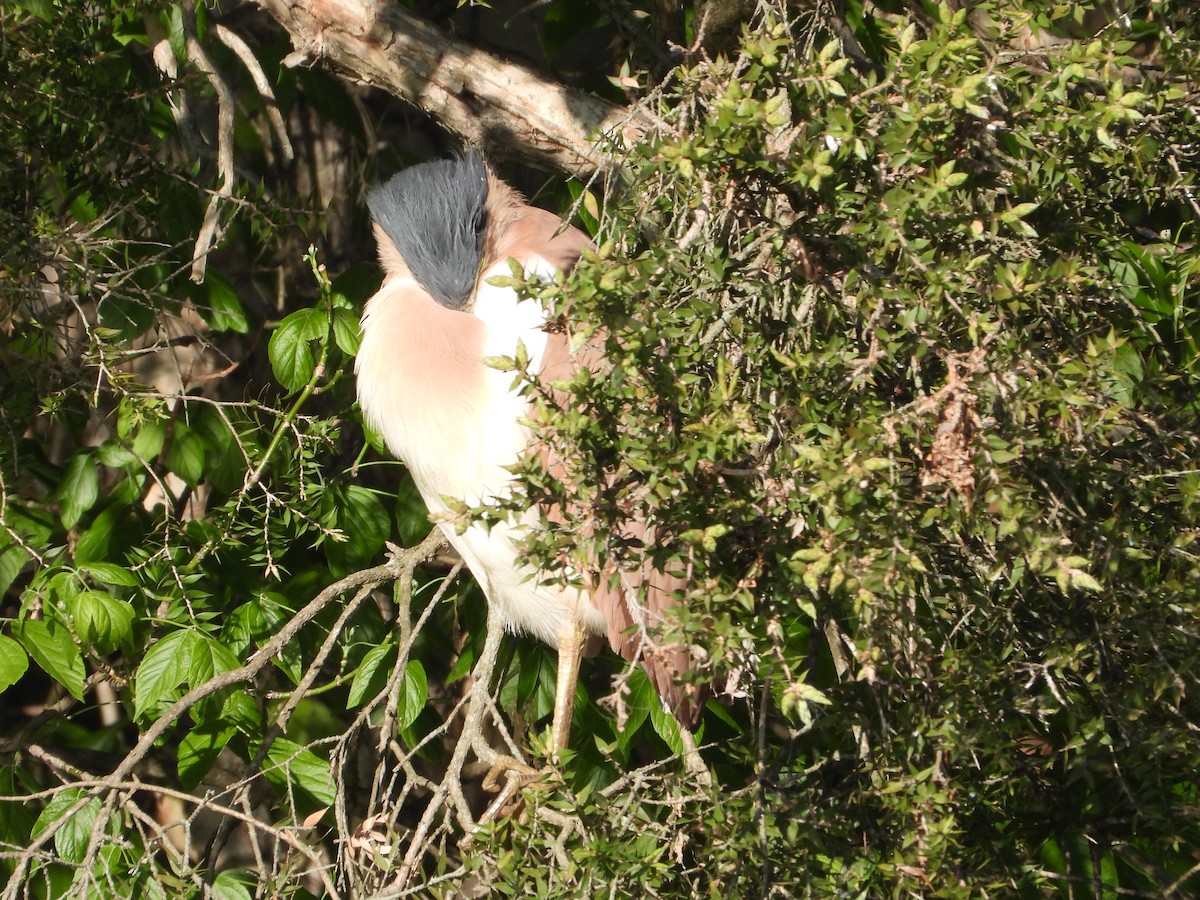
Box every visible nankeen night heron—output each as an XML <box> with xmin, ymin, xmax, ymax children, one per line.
<box><xmin>355</xmin><ymin>152</ymin><xmax>700</xmax><ymax>756</ymax></box>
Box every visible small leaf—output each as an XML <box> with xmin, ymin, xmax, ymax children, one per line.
<box><xmin>582</xmin><ymin>189</ymin><xmax>600</xmax><ymax>222</ymax></box>
<box><xmin>1069</xmin><ymin>570</ymin><xmax>1103</xmax><ymax>592</ymax></box>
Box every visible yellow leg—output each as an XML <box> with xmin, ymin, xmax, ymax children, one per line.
<box><xmin>550</xmin><ymin>619</ymin><xmax>586</xmax><ymax>754</ymax></box>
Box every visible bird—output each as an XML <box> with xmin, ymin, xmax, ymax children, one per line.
<box><xmin>354</xmin><ymin>152</ymin><xmax>701</xmax><ymax>757</ymax></box>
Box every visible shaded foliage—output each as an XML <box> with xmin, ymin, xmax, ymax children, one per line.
<box><xmin>1</xmin><ymin>0</ymin><xmax>1198</xmax><ymax>897</ymax></box>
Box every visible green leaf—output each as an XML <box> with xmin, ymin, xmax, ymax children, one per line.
<box><xmin>134</xmin><ymin>629</ymin><xmax>240</xmax><ymax>722</ymax></box>
<box><xmin>398</xmin><ymin>659</ymin><xmax>427</xmax><ymax>730</ymax></box>
<box><xmin>14</xmin><ymin>618</ymin><xmax>86</xmax><ymax>702</ymax></box>
<box><xmin>395</xmin><ymin>476</ymin><xmax>432</xmax><ymax>545</ymax></box>
<box><xmin>73</xmin><ymin>506</ymin><xmax>121</xmax><ymax>565</ymax></box>
<box><xmin>1069</xmin><ymin>570</ymin><xmax>1103</xmax><ymax>592</ymax></box>
<box><xmin>223</xmin><ymin>601</ymin><xmax>268</xmax><ymax>658</ymax></box>
<box><xmin>330</xmin><ymin>262</ymin><xmax>382</xmax><ymax>310</ymax></box>
<box><xmin>264</xmin><ymin>738</ymin><xmax>335</xmax><ymax>806</ymax></box>
<box><xmin>77</xmin><ymin>563</ymin><xmax>137</xmax><ymax>588</ymax></box>
<box><xmin>268</xmin><ymin>308</ymin><xmax>326</xmax><ymax>393</ymax></box>
<box><xmin>332</xmin><ymin>307</ymin><xmax>362</xmax><ymax>356</ymax></box>
<box><xmin>0</xmin><ymin>544</ymin><xmax>30</xmax><ymax>599</ymax></box>
<box><xmin>0</xmin><ymin>634</ymin><xmax>30</xmax><ymax>694</ymax></box>
<box><xmin>178</xmin><ymin>721</ymin><xmax>236</xmax><ymax>788</ymax></box>
<box><xmin>134</xmin><ymin>630</ymin><xmax>196</xmax><ymax>720</ymax></box>
<box><xmin>165</xmin><ymin>4</ymin><xmax>186</xmax><ymax>61</ymax></box>
<box><xmin>516</xmin><ymin>645</ymin><xmax>556</xmax><ymax>720</ymax></box>
<box><xmin>211</xmin><ymin>870</ymin><xmax>255</xmax><ymax>900</ymax></box>
<box><xmin>618</xmin><ymin>667</ymin><xmax>655</xmax><ymax>752</ymax></box>
<box><xmin>648</xmin><ymin>699</ymin><xmax>684</xmax><ymax>755</ymax></box>
<box><xmin>16</xmin><ymin>0</ymin><xmax>55</xmax><ymax>23</ymax></box>
<box><xmin>165</xmin><ymin>423</ymin><xmax>206</xmax><ymax>486</ymax></box>
<box><xmin>347</xmin><ymin>641</ymin><xmax>395</xmax><ymax>708</ymax></box>
<box><xmin>131</xmin><ymin>418</ymin><xmax>167</xmax><ymax>461</ymax></box>
<box><xmin>197</xmin><ymin>270</ymin><xmax>251</xmax><ymax>333</ymax></box>
<box><xmin>32</xmin><ymin>789</ymin><xmax>102</xmax><ymax>865</ymax></box>
<box><xmin>56</xmin><ymin>453</ymin><xmax>99</xmax><ymax>529</ymax></box>
<box><xmin>331</xmin><ymin>485</ymin><xmax>389</xmax><ymax>569</ymax></box>
<box><xmin>72</xmin><ymin>590</ymin><xmax>135</xmax><ymax>652</ymax></box>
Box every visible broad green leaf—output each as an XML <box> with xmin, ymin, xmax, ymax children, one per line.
<box><xmin>332</xmin><ymin>306</ymin><xmax>362</xmax><ymax>356</ymax></box>
<box><xmin>331</xmin><ymin>485</ymin><xmax>389</xmax><ymax>568</ymax></box>
<box><xmin>223</xmin><ymin>601</ymin><xmax>268</xmax><ymax>658</ymax></box>
<box><xmin>134</xmin><ymin>630</ymin><xmax>197</xmax><ymax>720</ymax></box>
<box><xmin>166</xmin><ymin>423</ymin><xmax>206</xmax><ymax>486</ymax></box>
<box><xmin>647</xmin><ymin>692</ymin><xmax>684</xmax><ymax>756</ymax></box>
<box><xmin>395</xmin><ymin>476</ymin><xmax>432</xmax><ymax>545</ymax></box>
<box><xmin>32</xmin><ymin>789</ymin><xmax>102</xmax><ymax>865</ymax></box>
<box><xmin>347</xmin><ymin>641</ymin><xmax>395</xmax><ymax>709</ymax></box>
<box><xmin>0</xmin><ymin>634</ymin><xmax>30</xmax><ymax>694</ymax></box>
<box><xmin>178</xmin><ymin>721</ymin><xmax>236</xmax><ymax>788</ymax></box>
<box><xmin>198</xmin><ymin>270</ymin><xmax>251</xmax><ymax>333</ymax></box>
<box><xmin>212</xmin><ymin>870</ymin><xmax>255</xmax><ymax>900</ymax></box>
<box><xmin>14</xmin><ymin>619</ymin><xmax>86</xmax><ymax>702</ymax></box>
<box><xmin>56</xmin><ymin>453</ymin><xmax>99</xmax><ymax>529</ymax></box>
<box><xmin>77</xmin><ymin>563</ymin><xmax>137</xmax><ymax>588</ymax></box>
<box><xmin>134</xmin><ymin>630</ymin><xmax>241</xmax><ymax>723</ymax></box>
<box><xmin>164</xmin><ymin>4</ymin><xmax>186</xmax><ymax>61</ymax></box>
<box><xmin>16</xmin><ymin>0</ymin><xmax>54</xmax><ymax>22</ymax></box>
<box><xmin>264</xmin><ymin>738</ymin><xmax>335</xmax><ymax>806</ymax></box>
<box><xmin>0</xmin><ymin>544</ymin><xmax>30</xmax><ymax>599</ymax></box>
<box><xmin>516</xmin><ymin>645</ymin><xmax>555</xmax><ymax>720</ymax></box>
<box><xmin>73</xmin><ymin>506</ymin><xmax>120</xmax><ymax>565</ymax></box>
<box><xmin>131</xmin><ymin>418</ymin><xmax>167</xmax><ymax>461</ymax></box>
<box><xmin>618</xmin><ymin>667</ymin><xmax>654</xmax><ymax>752</ymax></box>
<box><xmin>72</xmin><ymin>590</ymin><xmax>135</xmax><ymax>652</ymax></box>
<box><xmin>398</xmin><ymin>659</ymin><xmax>428</xmax><ymax>730</ymax></box>
<box><xmin>330</xmin><ymin>262</ymin><xmax>381</xmax><ymax>310</ymax></box>
<box><xmin>268</xmin><ymin>308</ymin><xmax>324</xmax><ymax>392</ymax></box>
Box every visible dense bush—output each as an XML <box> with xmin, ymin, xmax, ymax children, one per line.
<box><xmin>2</xmin><ymin>0</ymin><xmax>1198</xmax><ymax>897</ymax></box>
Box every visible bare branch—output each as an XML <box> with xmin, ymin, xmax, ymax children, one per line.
<box><xmin>251</xmin><ymin>0</ymin><xmax>648</xmax><ymax>177</ymax></box>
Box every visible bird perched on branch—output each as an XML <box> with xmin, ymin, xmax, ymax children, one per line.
<box><xmin>355</xmin><ymin>152</ymin><xmax>701</xmax><ymax>755</ymax></box>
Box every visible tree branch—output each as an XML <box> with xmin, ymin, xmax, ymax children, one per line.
<box><xmin>252</xmin><ymin>0</ymin><xmax>647</xmax><ymax>177</ymax></box>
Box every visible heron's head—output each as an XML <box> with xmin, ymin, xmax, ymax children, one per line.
<box><xmin>367</xmin><ymin>152</ymin><xmax>489</xmax><ymax>310</ymax></box>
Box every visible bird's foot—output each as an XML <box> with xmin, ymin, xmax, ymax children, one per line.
<box><xmin>479</xmin><ymin>756</ymin><xmax>554</xmax><ymax>823</ymax></box>
<box><xmin>480</xmin><ymin>754</ymin><xmax>538</xmax><ymax>793</ymax></box>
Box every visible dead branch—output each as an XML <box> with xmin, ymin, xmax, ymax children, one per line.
<box><xmin>0</xmin><ymin>535</ymin><xmax>445</xmax><ymax>900</ymax></box>
<box><xmin>251</xmin><ymin>0</ymin><xmax>649</xmax><ymax>178</ymax></box>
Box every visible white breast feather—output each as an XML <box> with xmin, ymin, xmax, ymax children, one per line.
<box><xmin>358</xmin><ymin>260</ymin><xmax>606</xmax><ymax>646</ymax></box>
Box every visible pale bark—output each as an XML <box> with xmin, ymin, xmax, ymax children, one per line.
<box><xmin>253</xmin><ymin>0</ymin><xmax>647</xmax><ymax>177</ymax></box>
